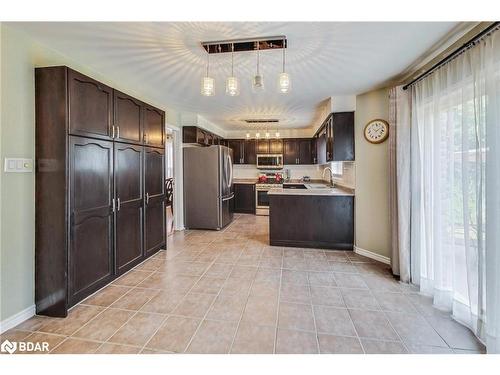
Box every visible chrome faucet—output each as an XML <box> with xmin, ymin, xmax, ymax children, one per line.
<box><xmin>322</xmin><ymin>167</ymin><xmax>335</xmax><ymax>187</ymax></box>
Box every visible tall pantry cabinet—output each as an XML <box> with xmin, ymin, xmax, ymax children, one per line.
<box><xmin>35</xmin><ymin>66</ymin><xmax>166</xmax><ymax>317</ymax></box>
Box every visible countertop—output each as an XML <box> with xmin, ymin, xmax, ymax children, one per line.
<box><xmin>233</xmin><ymin>178</ymin><xmax>328</xmax><ymax>185</ymax></box>
<box><xmin>268</xmin><ymin>184</ymin><xmax>354</xmax><ymax>196</ymax></box>
<box><xmin>233</xmin><ymin>178</ymin><xmax>258</xmax><ymax>184</ymax></box>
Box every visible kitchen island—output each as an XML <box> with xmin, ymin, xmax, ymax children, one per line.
<box><xmin>268</xmin><ymin>185</ymin><xmax>354</xmax><ymax>250</ymax></box>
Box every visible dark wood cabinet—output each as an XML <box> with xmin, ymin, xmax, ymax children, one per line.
<box><xmin>298</xmin><ymin>139</ymin><xmax>313</xmax><ymax>164</ymax></box>
<box><xmin>330</xmin><ymin>112</ymin><xmax>355</xmax><ymax>161</ymax></box>
<box><xmin>68</xmin><ymin>69</ymin><xmax>113</xmax><ymax>140</ymax></box>
<box><xmin>284</xmin><ymin>139</ymin><xmax>299</xmax><ymax>165</ymax></box>
<box><xmin>144</xmin><ymin>105</ymin><xmax>164</xmax><ymax>147</ymax></box>
<box><xmin>244</xmin><ymin>139</ymin><xmax>256</xmax><ymax>164</ymax></box>
<box><xmin>284</xmin><ymin>138</ymin><xmax>313</xmax><ymax>164</ymax></box>
<box><xmin>182</xmin><ymin>126</ymin><xmax>224</xmax><ymax>147</ymax></box>
<box><xmin>234</xmin><ymin>183</ymin><xmax>256</xmax><ymax>214</ymax></box>
<box><xmin>314</xmin><ymin>112</ymin><xmax>355</xmax><ymax>163</ymax></box>
<box><xmin>227</xmin><ymin>139</ymin><xmax>245</xmax><ymax>164</ymax></box>
<box><xmin>256</xmin><ymin>139</ymin><xmax>270</xmax><ymax>154</ymax></box>
<box><xmin>269</xmin><ymin>194</ymin><xmax>354</xmax><ymax>250</ymax></box>
<box><xmin>114</xmin><ymin>143</ymin><xmax>143</xmax><ymax>274</ymax></box>
<box><xmin>269</xmin><ymin>139</ymin><xmax>283</xmax><ymax>154</ymax></box>
<box><xmin>114</xmin><ymin>90</ymin><xmax>143</xmax><ymax>144</ymax></box>
<box><xmin>69</xmin><ymin>137</ymin><xmax>114</xmax><ymax>306</ymax></box>
<box><xmin>35</xmin><ymin>66</ymin><xmax>166</xmax><ymax>317</ymax></box>
<box><xmin>144</xmin><ymin>147</ymin><xmax>165</xmax><ymax>256</ymax></box>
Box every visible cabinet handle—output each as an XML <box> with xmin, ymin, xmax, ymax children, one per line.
<box><xmin>146</xmin><ymin>192</ymin><xmax>150</xmax><ymax>205</ymax></box>
<box><xmin>117</xmin><ymin>197</ymin><xmax>121</xmax><ymax>211</ymax></box>
<box><xmin>112</xmin><ymin>198</ymin><xmax>116</xmax><ymax>212</ymax></box>
<box><xmin>111</xmin><ymin>125</ymin><xmax>116</xmax><ymax>139</ymax></box>
<box><xmin>143</xmin><ymin>133</ymin><xmax>148</xmax><ymax>143</ymax></box>
<box><xmin>116</xmin><ymin>126</ymin><xmax>120</xmax><ymax>139</ymax></box>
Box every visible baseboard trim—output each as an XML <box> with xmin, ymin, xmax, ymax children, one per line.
<box><xmin>0</xmin><ymin>305</ymin><xmax>35</xmax><ymax>334</ymax></box>
<box><xmin>354</xmin><ymin>246</ymin><xmax>391</xmax><ymax>265</ymax></box>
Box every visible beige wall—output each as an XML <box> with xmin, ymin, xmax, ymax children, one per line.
<box><xmin>0</xmin><ymin>24</ymin><xmax>178</xmax><ymax>323</ymax></box>
<box><xmin>354</xmin><ymin>88</ymin><xmax>391</xmax><ymax>258</ymax></box>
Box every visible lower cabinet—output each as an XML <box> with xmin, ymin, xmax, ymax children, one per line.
<box><xmin>145</xmin><ymin>195</ymin><xmax>166</xmax><ymax>256</ymax></box>
<box><xmin>234</xmin><ymin>183</ymin><xmax>256</xmax><ymax>214</ymax></box>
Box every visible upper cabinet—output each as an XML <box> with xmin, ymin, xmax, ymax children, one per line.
<box><xmin>244</xmin><ymin>139</ymin><xmax>256</xmax><ymax>164</ymax></box>
<box><xmin>269</xmin><ymin>139</ymin><xmax>283</xmax><ymax>154</ymax></box>
<box><xmin>114</xmin><ymin>90</ymin><xmax>143</xmax><ymax>144</ymax></box>
<box><xmin>256</xmin><ymin>139</ymin><xmax>269</xmax><ymax>154</ymax></box>
<box><xmin>284</xmin><ymin>138</ymin><xmax>314</xmax><ymax>165</ymax></box>
<box><xmin>143</xmin><ymin>105</ymin><xmax>165</xmax><ymax>147</ymax></box>
<box><xmin>182</xmin><ymin>126</ymin><xmax>224</xmax><ymax>147</ymax></box>
<box><xmin>227</xmin><ymin>139</ymin><xmax>245</xmax><ymax>164</ymax></box>
<box><xmin>330</xmin><ymin>112</ymin><xmax>355</xmax><ymax>162</ymax></box>
<box><xmin>68</xmin><ymin>69</ymin><xmax>113</xmax><ymax>140</ymax></box>
<box><xmin>315</xmin><ymin>112</ymin><xmax>355</xmax><ymax>163</ymax></box>
<box><xmin>67</xmin><ymin>68</ymin><xmax>165</xmax><ymax>146</ymax></box>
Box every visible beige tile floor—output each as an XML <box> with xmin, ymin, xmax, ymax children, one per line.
<box><xmin>1</xmin><ymin>214</ymin><xmax>486</xmax><ymax>354</ymax></box>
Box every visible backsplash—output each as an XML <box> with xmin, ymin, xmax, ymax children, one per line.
<box><xmin>233</xmin><ymin>164</ymin><xmax>324</xmax><ymax>180</ymax></box>
<box><xmin>321</xmin><ymin>161</ymin><xmax>356</xmax><ymax>189</ymax></box>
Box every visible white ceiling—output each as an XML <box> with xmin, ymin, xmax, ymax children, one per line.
<box><xmin>12</xmin><ymin>22</ymin><xmax>460</xmax><ymax>130</ymax></box>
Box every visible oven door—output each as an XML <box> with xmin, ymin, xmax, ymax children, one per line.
<box><xmin>255</xmin><ymin>188</ymin><xmax>270</xmax><ymax>215</ymax></box>
<box><xmin>256</xmin><ymin>154</ymin><xmax>283</xmax><ymax>169</ymax></box>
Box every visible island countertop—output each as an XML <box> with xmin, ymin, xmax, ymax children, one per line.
<box><xmin>268</xmin><ymin>185</ymin><xmax>354</xmax><ymax>196</ymax></box>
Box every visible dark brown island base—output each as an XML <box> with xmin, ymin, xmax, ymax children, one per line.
<box><xmin>268</xmin><ymin>187</ymin><xmax>354</xmax><ymax>250</ymax></box>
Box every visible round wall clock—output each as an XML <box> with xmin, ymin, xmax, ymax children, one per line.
<box><xmin>364</xmin><ymin>119</ymin><xmax>389</xmax><ymax>144</ymax></box>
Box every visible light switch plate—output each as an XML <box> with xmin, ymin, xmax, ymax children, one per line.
<box><xmin>4</xmin><ymin>158</ymin><xmax>33</xmax><ymax>173</ymax></box>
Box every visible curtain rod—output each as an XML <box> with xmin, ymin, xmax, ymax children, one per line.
<box><xmin>402</xmin><ymin>22</ymin><xmax>500</xmax><ymax>90</ymax></box>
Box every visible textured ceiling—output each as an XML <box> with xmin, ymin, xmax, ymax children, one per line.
<box><xmin>11</xmin><ymin>22</ymin><xmax>459</xmax><ymax>130</ymax></box>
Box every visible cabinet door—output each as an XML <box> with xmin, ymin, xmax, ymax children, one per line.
<box><xmin>144</xmin><ymin>147</ymin><xmax>165</xmax><ymax>256</ymax></box>
<box><xmin>317</xmin><ymin>127</ymin><xmax>327</xmax><ymax>165</ymax></box>
<box><xmin>68</xmin><ymin>69</ymin><xmax>113</xmax><ymax>140</ymax></box>
<box><xmin>284</xmin><ymin>139</ymin><xmax>299</xmax><ymax>165</ymax></box>
<box><xmin>143</xmin><ymin>105</ymin><xmax>165</xmax><ymax>147</ymax></box>
<box><xmin>115</xmin><ymin>143</ymin><xmax>143</xmax><ymax>274</ymax></box>
<box><xmin>256</xmin><ymin>139</ymin><xmax>269</xmax><ymax>154</ymax></box>
<box><xmin>269</xmin><ymin>139</ymin><xmax>283</xmax><ymax>154</ymax></box>
<box><xmin>332</xmin><ymin>112</ymin><xmax>355</xmax><ymax>161</ymax></box>
<box><xmin>114</xmin><ymin>90</ymin><xmax>142</xmax><ymax>144</ymax></box>
<box><xmin>69</xmin><ymin>137</ymin><xmax>114</xmax><ymax>306</ymax></box>
<box><xmin>244</xmin><ymin>139</ymin><xmax>256</xmax><ymax>164</ymax></box>
<box><xmin>227</xmin><ymin>140</ymin><xmax>244</xmax><ymax>164</ymax></box>
<box><xmin>234</xmin><ymin>183</ymin><xmax>256</xmax><ymax>213</ymax></box>
<box><xmin>326</xmin><ymin>116</ymin><xmax>334</xmax><ymax>162</ymax></box>
<box><xmin>311</xmin><ymin>137</ymin><xmax>318</xmax><ymax>164</ymax></box>
<box><xmin>298</xmin><ymin>139</ymin><xmax>313</xmax><ymax>164</ymax></box>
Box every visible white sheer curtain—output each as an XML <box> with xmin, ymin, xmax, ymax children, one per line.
<box><xmin>410</xmin><ymin>29</ymin><xmax>500</xmax><ymax>352</ymax></box>
<box><xmin>389</xmin><ymin>86</ymin><xmax>411</xmax><ymax>282</ymax></box>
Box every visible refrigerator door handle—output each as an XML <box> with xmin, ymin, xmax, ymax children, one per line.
<box><xmin>222</xmin><ymin>193</ymin><xmax>234</xmax><ymax>201</ymax></box>
<box><xmin>227</xmin><ymin>153</ymin><xmax>233</xmax><ymax>189</ymax></box>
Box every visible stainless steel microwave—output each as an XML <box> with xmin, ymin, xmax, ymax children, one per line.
<box><xmin>256</xmin><ymin>154</ymin><xmax>283</xmax><ymax>169</ymax></box>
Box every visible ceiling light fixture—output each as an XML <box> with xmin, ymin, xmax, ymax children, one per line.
<box><xmin>255</xmin><ymin>132</ymin><xmax>260</xmax><ymax>139</ymax></box>
<box><xmin>252</xmin><ymin>42</ymin><xmax>264</xmax><ymax>92</ymax></box>
<box><xmin>200</xmin><ymin>53</ymin><xmax>215</xmax><ymax>96</ymax></box>
<box><xmin>226</xmin><ymin>43</ymin><xmax>240</xmax><ymax>96</ymax></box>
<box><xmin>275</xmin><ymin>131</ymin><xmax>280</xmax><ymax>138</ymax></box>
<box><xmin>278</xmin><ymin>38</ymin><xmax>291</xmax><ymax>94</ymax></box>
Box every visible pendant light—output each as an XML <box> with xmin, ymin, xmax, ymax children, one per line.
<box><xmin>226</xmin><ymin>43</ymin><xmax>240</xmax><ymax>96</ymax></box>
<box><xmin>278</xmin><ymin>38</ymin><xmax>291</xmax><ymax>94</ymax></box>
<box><xmin>252</xmin><ymin>42</ymin><xmax>264</xmax><ymax>92</ymax></box>
<box><xmin>200</xmin><ymin>52</ymin><xmax>215</xmax><ymax>96</ymax></box>
<box><xmin>275</xmin><ymin>130</ymin><xmax>280</xmax><ymax>138</ymax></box>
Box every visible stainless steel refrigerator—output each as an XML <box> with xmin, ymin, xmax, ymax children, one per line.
<box><xmin>183</xmin><ymin>145</ymin><xmax>234</xmax><ymax>230</ymax></box>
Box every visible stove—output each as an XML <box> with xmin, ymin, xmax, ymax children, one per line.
<box><xmin>255</xmin><ymin>172</ymin><xmax>283</xmax><ymax>216</ymax></box>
